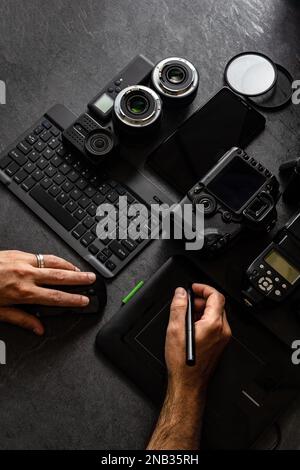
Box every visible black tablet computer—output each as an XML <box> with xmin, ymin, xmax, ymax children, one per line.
<box><xmin>96</xmin><ymin>256</ymin><xmax>298</xmax><ymax>449</ymax></box>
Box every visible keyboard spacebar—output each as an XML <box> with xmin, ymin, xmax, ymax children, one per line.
<box><xmin>30</xmin><ymin>185</ymin><xmax>77</xmax><ymax>231</ymax></box>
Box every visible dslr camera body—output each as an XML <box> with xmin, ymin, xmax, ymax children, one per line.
<box><xmin>178</xmin><ymin>147</ymin><xmax>280</xmax><ymax>254</ymax></box>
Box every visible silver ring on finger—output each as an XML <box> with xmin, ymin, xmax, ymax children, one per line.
<box><xmin>36</xmin><ymin>253</ymin><xmax>45</xmax><ymax>269</ymax></box>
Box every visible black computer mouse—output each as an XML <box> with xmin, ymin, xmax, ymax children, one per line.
<box><xmin>27</xmin><ymin>275</ymin><xmax>107</xmax><ymax>317</ymax></box>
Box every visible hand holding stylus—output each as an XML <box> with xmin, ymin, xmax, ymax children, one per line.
<box><xmin>147</xmin><ymin>284</ymin><xmax>231</xmax><ymax>450</ymax></box>
<box><xmin>165</xmin><ymin>284</ymin><xmax>231</xmax><ymax>392</ymax></box>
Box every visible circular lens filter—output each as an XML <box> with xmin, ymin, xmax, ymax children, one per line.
<box><xmin>224</xmin><ymin>52</ymin><xmax>277</xmax><ymax>96</ymax></box>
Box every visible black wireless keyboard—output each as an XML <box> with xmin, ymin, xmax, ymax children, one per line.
<box><xmin>0</xmin><ymin>105</ymin><xmax>169</xmax><ymax>278</ymax></box>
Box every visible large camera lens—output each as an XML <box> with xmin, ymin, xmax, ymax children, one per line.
<box><xmin>151</xmin><ymin>57</ymin><xmax>199</xmax><ymax>105</ymax></box>
<box><xmin>85</xmin><ymin>129</ymin><xmax>114</xmax><ymax>163</ymax></box>
<box><xmin>113</xmin><ymin>85</ymin><xmax>162</xmax><ymax>135</ymax></box>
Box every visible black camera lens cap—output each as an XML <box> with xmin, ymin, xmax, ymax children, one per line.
<box><xmin>224</xmin><ymin>52</ymin><xmax>293</xmax><ymax>110</ymax></box>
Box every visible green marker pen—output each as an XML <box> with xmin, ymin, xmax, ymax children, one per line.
<box><xmin>122</xmin><ymin>281</ymin><xmax>144</xmax><ymax>305</ymax></box>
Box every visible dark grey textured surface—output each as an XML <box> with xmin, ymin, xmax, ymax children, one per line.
<box><xmin>0</xmin><ymin>0</ymin><xmax>299</xmax><ymax>450</ymax></box>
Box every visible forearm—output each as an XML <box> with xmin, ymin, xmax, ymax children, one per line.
<box><xmin>147</xmin><ymin>383</ymin><xmax>206</xmax><ymax>450</ymax></box>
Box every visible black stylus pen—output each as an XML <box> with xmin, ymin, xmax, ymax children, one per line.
<box><xmin>186</xmin><ymin>288</ymin><xmax>195</xmax><ymax>366</ymax></box>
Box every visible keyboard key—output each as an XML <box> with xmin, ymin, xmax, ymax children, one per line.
<box><xmin>74</xmin><ymin>208</ymin><xmax>85</xmax><ymax>221</ymax></box>
<box><xmin>99</xmin><ymin>183</ymin><xmax>110</xmax><ymax>195</ymax></box>
<box><xmin>57</xmin><ymin>192</ymin><xmax>69</xmax><ymax>205</ymax></box>
<box><xmin>34</xmin><ymin>125</ymin><xmax>44</xmax><ymax>135</ymax></box>
<box><xmin>0</xmin><ymin>155</ymin><xmax>12</xmax><ymax>169</ymax></box>
<box><xmin>37</xmin><ymin>157</ymin><xmax>48</xmax><ymax>170</ymax></box>
<box><xmin>57</xmin><ymin>145</ymin><xmax>67</xmax><ymax>157</ymax></box>
<box><xmin>90</xmin><ymin>175</ymin><xmax>105</xmax><ymax>186</ymax></box>
<box><xmin>88</xmin><ymin>244</ymin><xmax>99</xmax><ymax>255</ymax></box>
<box><xmin>62</xmin><ymin>180</ymin><xmax>74</xmax><ymax>193</ymax></box>
<box><xmin>83</xmin><ymin>216</ymin><xmax>94</xmax><ymax>229</ymax></box>
<box><xmin>53</xmin><ymin>173</ymin><xmax>65</xmax><ymax>185</ymax></box>
<box><xmin>97</xmin><ymin>252</ymin><xmax>107</xmax><ymax>263</ymax></box>
<box><xmin>65</xmin><ymin>200</ymin><xmax>77</xmax><ymax>213</ymax></box>
<box><xmin>40</xmin><ymin>130</ymin><xmax>51</xmax><ymax>142</ymax></box>
<box><xmin>24</xmin><ymin>161</ymin><xmax>35</xmax><ymax>174</ymax></box>
<box><xmin>102</xmin><ymin>247</ymin><xmax>112</xmax><ymax>258</ymax></box>
<box><xmin>51</xmin><ymin>128</ymin><xmax>60</xmax><ymax>137</ymax></box>
<box><xmin>116</xmin><ymin>184</ymin><xmax>126</xmax><ymax>195</ymax></box>
<box><xmin>17</xmin><ymin>141</ymin><xmax>32</xmax><ymax>155</ymax></box>
<box><xmin>70</xmin><ymin>188</ymin><xmax>82</xmax><ymax>201</ymax></box>
<box><xmin>43</xmin><ymin>148</ymin><xmax>55</xmax><ymax>160</ymax></box>
<box><xmin>28</xmin><ymin>150</ymin><xmax>39</xmax><ymax>162</ymax></box>
<box><xmin>84</xmin><ymin>186</ymin><xmax>96</xmax><ymax>198</ymax></box>
<box><xmin>80</xmin><ymin>233</ymin><xmax>96</xmax><ymax>247</ymax></box>
<box><xmin>21</xmin><ymin>177</ymin><xmax>36</xmax><ymax>191</ymax></box>
<box><xmin>72</xmin><ymin>224</ymin><xmax>87</xmax><ymax>239</ymax></box>
<box><xmin>78</xmin><ymin>196</ymin><xmax>90</xmax><ymax>209</ymax></box>
<box><xmin>48</xmin><ymin>137</ymin><xmax>60</xmax><ymax>150</ymax></box>
<box><xmin>81</xmin><ymin>168</ymin><xmax>92</xmax><ymax>179</ymax></box>
<box><xmin>105</xmin><ymin>260</ymin><xmax>116</xmax><ymax>271</ymax></box>
<box><xmin>106</xmin><ymin>189</ymin><xmax>118</xmax><ymax>203</ymax></box>
<box><xmin>76</xmin><ymin>178</ymin><xmax>88</xmax><ymax>190</ymax></box>
<box><xmin>68</xmin><ymin>170</ymin><xmax>79</xmax><ymax>183</ymax></box>
<box><xmin>92</xmin><ymin>193</ymin><xmax>105</xmax><ymax>205</ymax></box>
<box><xmin>32</xmin><ymin>169</ymin><xmax>44</xmax><ymax>181</ymax></box>
<box><xmin>87</xmin><ymin>204</ymin><xmax>97</xmax><ymax>216</ymax></box>
<box><xmin>26</xmin><ymin>134</ymin><xmax>38</xmax><ymax>145</ymax></box>
<box><xmin>34</xmin><ymin>140</ymin><xmax>47</xmax><ymax>152</ymax></box>
<box><xmin>109</xmin><ymin>240</ymin><xmax>129</xmax><ymax>260</ymax></box>
<box><xmin>49</xmin><ymin>184</ymin><xmax>61</xmax><ymax>197</ymax></box>
<box><xmin>42</xmin><ymin>119</ymin><xmax>52</xmax><ymax>130</ymax></box>
<box><xmin>45</xmin><ymin>165</ymin><xmax>57</xmax><ymax>177</ymax></box>
<box><xmin>6</xmin><ymin>161</ymin><xmax>21</xmax><ymax>176</ymax></box>
<box><xmin>59</xmin><ymin>163</ymin><xmax>71</xmax><ymax>175</ymax></box>
<box><xmin>41</xmin><ymin>177</ymin><xmax>52</xmax><ymax>189</ymax></box>
<box><xmin>121</xmin><ymin>239</ymin><xmax>137</xmax><ymax>252</ymax></box>
<box><xmin>127</xmin><ymin>193</ymin><xmax>135</xmax><ymax>204</ymax></box>
<box><xmin>51</xmin><ymin>155</ymin><xmax>63</xmax><ymax>167</ymax></box>
<box><xmin>9</xmin><ymin>149</ymin><xmax>27</xmax><ymax>166</ymax></box>
<box><xmin>14</xmin><ymin>169</ymin><xmax>28</xmax><ymax>184</ymax></box>
<box><xmin>30</xmin><ymin>185</ymin><xmax>77</xmax><ymax>231</ymax></box>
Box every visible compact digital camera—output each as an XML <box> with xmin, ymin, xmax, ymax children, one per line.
<box><xmin>177</xmin><ymin>147</ymin><xmax>280</xmax><ymax>254</ymax></box>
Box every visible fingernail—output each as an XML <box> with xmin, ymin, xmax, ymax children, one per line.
<box><xmin>87</xmin><ymin>272</ymin><xmax>96</xmax><ymax>282</ymax></box>
<box><xmin>175</xmin><ymin>287</ymin><xmax>186</xmax><ymax>297</ymax></box>
<box><xmin>75</xmin><ymin>267</ymin><xmax>81</xmax><ymax>272</ymax></box>
<box><xmin>82</xmin><ymin>296</ymin><xmax>90</xmax><ymax>306</ymax></box>
<box><xmin>33</xmin><ymin>328</ymin><xmax>44</xmax><ymax>336</ymax></box>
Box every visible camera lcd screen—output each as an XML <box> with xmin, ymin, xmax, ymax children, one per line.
<box><xmin>207</xmin><ymin>156</ymin><xmax>266</xmax><ymax>211</ymax></box>
<box><xmin>148</xmin><ymin>87</ymin><xmax>265</xmax><ymax>194</ymax></box>
<box><xmin>264</xmin><ymin>249</ymin><xmax>300</xmax><ymax>284</ymax></box>
<box><xmin>94</xmin><ymin>93</ymin><xmax>114</xmax><ymax>113</ymax></box>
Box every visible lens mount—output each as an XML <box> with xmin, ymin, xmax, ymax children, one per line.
<box><xmin>114</xmin><ymin>85</ymin><xmax>162</xmax><ymax>131</ymax></box>
<box><xmin>85</xmin><ymin>129</ymin><xmax>114</xmax><ymax>160</ymax></box>
<box><xmin>151</xmin><ymin>57</ymin><xmax>199</xmax><ymax>103</ymax></box>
